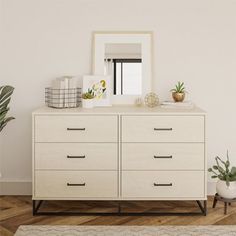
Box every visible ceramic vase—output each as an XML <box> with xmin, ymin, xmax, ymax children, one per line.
<box><xmin>216</xmin><ymin>180</ymin><xmax>236</xmax><ymax>199</ymax></box>
<box><xmin>82</xmin><ymin>99</ymin><xmax>94</xmax><ymax>108</ymax></box>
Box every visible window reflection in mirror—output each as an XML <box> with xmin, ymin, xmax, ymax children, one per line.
<box><xmin>104</xmin><ymin>43</ymin><xmax>142</xmax><ymax>95</ymax></box>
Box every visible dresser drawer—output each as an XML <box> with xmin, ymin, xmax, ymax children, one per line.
<box><xmin>122</xmin><ymin>116</ymin><xmax>204</xmax><ymax>142</ymax></box>
<box><xmin>122</xmin><ymin>143</ymin><xmax>204</xmax><ymax>170</ymax></box>
<box><xmin>34</xmin><ymin>115</ymin><xmax>118</xmax><ymax>142</ymax></box>
<box><xmin>35</xmin><ymin>143</ymin><xmax>117</xmax><ymax>170</ymax></box>
<box><xmin>122</xmin><ymin>171</ymin><xmax>204</xmax><ymax>198</ymax></box>
<box><xmin>35</xmin><ymin>171</ymin><xmax>117</xmax><ymax>198</ymax></box>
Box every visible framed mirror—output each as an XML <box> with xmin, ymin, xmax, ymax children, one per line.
<box><xmin>92</xmin><ymin>31</ymin><xmax>153</xmax><ymax>104</ymax></box>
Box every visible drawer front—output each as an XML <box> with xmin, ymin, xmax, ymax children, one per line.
<box><xmin>35</xmin><ymin>143</ymin><xmax>117</xmax><ymax>170</ymax></box>
<box><xmin>122</xmin><ymin>115</ymin><xmax>204</xmax><ymax>142</ymax></box>
<box><xmin>122</xmin><ymin>171</ymin><xmax>204</xmax><ymax>198</ymax></box>
<box><xmin>122</xmin><ymin>143</ymin><xmax>204</xmax><ymax>170</ymax></box>
<box><xmin>34</xmin><ymin>115</ymin><xmax>118</xmax><ymax>142</ymax></box>
<box><xmin>35</xmin><ymin>171</ymin><xmax>117</xmax><ymax>198</ymax></box>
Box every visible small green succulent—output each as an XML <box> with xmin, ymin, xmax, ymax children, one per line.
<box><xmin>170</xmin><ymin>81</ymin><xmax>186</xmax><ymax>93</ymax></box>
<box><xmin>0</xmin><ymin>85</ymin><xmax>15</xmax><ymax>132</ymax></box>
<box><xmin>82</xmin><ymin>89</ymin><xmax>95</xmax><ymax>99</ymax></box>
<box><xmin>208</xmin><ymin>151</ymin><xmax>236</xmax><ymax>186</ymax></box>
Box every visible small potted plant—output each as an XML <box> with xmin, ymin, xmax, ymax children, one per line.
<box><xmin>170</xmin><ymin>81</ymin><xmax>186</xmax><ymax>102</ymax></box>
<box><xmin>82</xmin><ymin>89</ymin><xmax>95</xmax><ymax>108</ymax></box>
<box><xmin>208</xmin><ymin>151</ymin><xmax>236</xmax><ymax>199</ymax></box>
<box><xmin>0</xmin><ymin>85</ymin><xmax>15</xmax><ymax>132</ymax></box>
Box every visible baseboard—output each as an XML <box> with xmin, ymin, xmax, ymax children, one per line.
<box><xmin>0</xmin><ymin>181</ymin><xmax>216</xmax><ymax>196</ymax></box>
<box><xmin>0</xmin><ymin>181</ymin><xmax>32</xmax><ymax>195</ymax></box>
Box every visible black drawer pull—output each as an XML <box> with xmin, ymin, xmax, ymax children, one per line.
<box><xmin>67</xmin><ymin>128</ymin><xmax>86</xmax><ymax>131</ymax></box>
<box><xmin>67</xmin><ymin>155</ymin><xmax>86</xmax><ymax>159</ymax></box>
<box><xmin>67</xmin><ymin>183</ymin><xmax>86</xmax><ymax>186</ymax></box>
<box><xmin>154</xmin><ymin>183</ymin><xmax>172</xmax><ymax>187</ymax></box>
<box><xmin>154</xmin><ymin>155</ymin><xmax>172</xmax><ymax>159</ymax></box>
<box><xmin>154</xmin><ymin>128</ymin><xmax>173</xmax><ymax>131</ymax></box>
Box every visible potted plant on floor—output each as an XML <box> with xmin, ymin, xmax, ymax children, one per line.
<box><xmin>82</xmin><ymin>89</ymin><xmax>95</xmax><ymax>108</ymax></box>
<box><xmin>208</xmin><ymin>151</ymin><xmax>236</xmax><ymax>199</ymax></box>
<box><xmin>170</xmin><ymin>81</ymin><xmax>186</xmax><ymax>102</ymax></box>
<box><xmin>0</xmin><ymin>85</ymin><xmax>15</xmax><ymax>132</ymax></box>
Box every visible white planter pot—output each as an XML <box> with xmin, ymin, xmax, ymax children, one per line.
<box><xmin>216</xmin><ymin>180</ymin><xmax>236</xmax><ymax>199</ymax></box>
<box><xmin>82</xmin><ymin>99</ymin><xmax>94</xmax><ymax>108</ymax></box>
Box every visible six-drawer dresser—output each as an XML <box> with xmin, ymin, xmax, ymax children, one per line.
<box><xmin>32</xmin><ymin>106</ymin><xmax>207</xmax><ymax>215</ymax></box>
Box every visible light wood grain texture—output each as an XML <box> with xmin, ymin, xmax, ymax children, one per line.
<box><xmin>32</xmin><ymin>106</ymin><xmax>206</xmax><ymax>115</ymax></box>
<box><xmin>34</xmin><ymin>115</ymin><xmax>118</xmax><ymax>142</ymax></box>
<box><xmin>122</xmin><ymin>171</ymin><xmax>204</xmax><ymax>199</ymax></box>
<box><xmin>122</xmin><ymin>115</ymin><xmax>204</xmax><ymax>143</ymax></box>
<box><xmin>122</xmin><ymin>143</ymin><xmax>204</xmax><ymax>170</ymax></box>
<box><xmin>35</xmin><ymin>143</ymin><xmax>117</xmax><ymax>170</ymax></box>
<box><xmin>32</xmin><ymin>106</ymin><xmax>206</xmax><ymax>203</ymax></box>
<box><xmin>34</xmin><ymin>171</ymin><xmax>118</xmax><ymax>199</ymax></box>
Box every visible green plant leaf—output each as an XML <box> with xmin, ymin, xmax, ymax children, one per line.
<box><xmin>226</xmin><ymin>175</ymin><xmax>230</xmax><ymax>186</ymax></box>
<box><xmin>231</xmin><ymin>167</ymin><xmax>236</xmax><ymax>175</ymax></box>
<box><xmin>230</xmin><ymin>176</ymin><xmax>236</xmax><ymax>181</ymax></box>
<box><xmin>216</xmin><ymin>156</ymin><xmax>226</xmax><ymax>165</ymax></box>
<box><xmin>0</xmin><ymin>85</ymin><xmax>14</xmax><ymax>132</ymax></box>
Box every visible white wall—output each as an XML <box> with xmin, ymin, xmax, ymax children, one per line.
<box><xmin>1</xmin><ymin>0</ymin><xmax>236</xmax><ymax>195</ymax></box>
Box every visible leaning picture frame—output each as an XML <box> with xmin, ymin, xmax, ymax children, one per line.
<box><xmin>82</xmin><ymin>75</ymin><xmax>111</xmax><ymax>107</ymax></box>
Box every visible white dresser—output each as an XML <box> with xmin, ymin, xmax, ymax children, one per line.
<box><xmin>32</xmin><ymin>106</ymin><xmax>207</xmax><ymax>214</ymax></box>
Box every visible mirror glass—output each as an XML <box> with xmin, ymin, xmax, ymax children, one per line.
<box><xmin>104</xmin><ymin>43</ymin><xmax>142</xmax><ymax>95</ymax></box>
<box><xmin>93</xmin><ymin>32</ymin><xmax>152</xmax><ymax>104</ymax></box>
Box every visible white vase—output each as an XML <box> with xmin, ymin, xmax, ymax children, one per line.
<box><xmin>216</xmin><ymin>180</ymin><xmax>236</xmax><ymax>199</ymax></box>
<box><xmin>82</xmin><ymin>99</ymin><xmax>94</xmax><ymax>108</ymax></box>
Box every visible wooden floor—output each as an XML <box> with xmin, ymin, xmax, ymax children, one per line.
<box><xmin>1</xmin><ymin>196</ymin><xmax>236</xmax><ymax>236</ymax></box>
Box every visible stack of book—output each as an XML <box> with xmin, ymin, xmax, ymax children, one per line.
<box><xmin>51</xmin><ymin>76</ymin><xmax>77</xmax><ymax>108</ymax></box>
<box><xmin>161</xmin><ymin>101</ymin><xmax>195</xmax><ymax>109</ymax></box>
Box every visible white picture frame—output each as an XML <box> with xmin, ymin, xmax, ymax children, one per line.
<box><xmin>92</xmin><ymin>31</ymin><xmax>153</xmax><ymax>105</ymax></box>
<box><xmin>83</xmin><ymin>75</ymin><xmax>111</xmax><ymax>107</ymax></box>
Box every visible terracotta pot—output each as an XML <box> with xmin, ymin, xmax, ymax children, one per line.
<box><xmin>172</xmin><ymin>92</ymin><xmax>185</xmax><ymax>102</ymax></box>
<box><xmin>216</xmin><ymin>180</ymin><xmax>236</xmax><ymax>199</ymax></box>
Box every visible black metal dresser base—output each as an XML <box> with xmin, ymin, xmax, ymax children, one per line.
<box><xmin>32</xmin><ymin>200</ymin><xmax>207</xmax><ymax>216</ymax></box>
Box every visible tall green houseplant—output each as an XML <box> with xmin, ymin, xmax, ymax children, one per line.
<box><xmin>0</xmin><ymin>86</ymin><xmax>15</xmax><ymax>132</ymax></box>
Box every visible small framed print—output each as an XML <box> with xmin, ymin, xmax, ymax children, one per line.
<box><xmin>82</xmin><ymin>75</ymin><xmax>111</xmax><ymax>107</ymax></box>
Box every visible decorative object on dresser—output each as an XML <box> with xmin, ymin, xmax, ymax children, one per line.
<box><xmin>208</xmin><ymin>151</ymin><xmax>236</xmax><ymax>199</ymax></box>
<box><xmin>0</xmin><ymin>85</ymin><xmax>15</xmax><ymax>132</ymax></box>
<box><xmin>45</xmin><ymin>76</ymin><xmax>81</xmax><ymax>108</ymax></box>
<box><xmin>161</xmin><ymin>101</ymin><xmax>194</xmax><ymax>109</ymax></box>
<box><xmin>32</xmin><ymin>105</ymin><xmax>207</xmax><ymax>216</ymax></box>
<box><xmin>171</xmin><ymin>81</ymin><xmax>186</xmax><ymax>102</ymax></box>
<box><xmin>144</xmin><ymin>92</ymin><xmax>159</xmax><ymax>107</ymax></box>
<box><xmin>93</xmin><ymin>32</ymin><xmax>153</xmax><ymax>105</ymax></box>
<box><xmin>83</xmin><ymin>75</ymin><xmax>111</xmax><ymax>107</ymax></box>
<box><xmin>45</xmin><ymin>87</ymin><xmax>81</xmax><ymax>109</ymax></box>
<box><xmin>82</xmin><ymin>89</ymin><xmax>95</xmax><ymax>108</ymax></box>
<box><xmin>135</xmin><ymin>97</ymin><xmax>143</xmax><ymax>107</ymax></box>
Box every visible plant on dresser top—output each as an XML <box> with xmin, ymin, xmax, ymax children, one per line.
<box><xmin>208</xmin><ymin>151</ymin><xmax>236</xmax><ymax>199</ymax></box>
<box><xmin>0</xmin><ymin>85</ymin><xmax>15</xmax><ymax>132</ymax></box>
<box><xmin>170</xmin><ymin>81</ymin><xmax>186</xmax><ymax>102</ymax></box>
<box><xmin>82</xmin><ymin>89</ymin><xmax>95</xmax><ymax>108</ymax></box>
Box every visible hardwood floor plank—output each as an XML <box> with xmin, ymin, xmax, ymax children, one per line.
<box><xmin>214</xmin><ymin>211</ymin><xmax>236</xmax><ymax>225</ymax></box>
<box><xmin>0</xmin><ymin>225</ymin><xmax>13</xmax><ymax>236</ymax></box>
<box><xmin>1</xmin><ymin>196</ymin><xmax>236</xmax><ymax>235</ymax></box>
<box><xmin>0</xmin><ymin>205</ymin><xmax>32</xmax><ymax>221</ymax></box>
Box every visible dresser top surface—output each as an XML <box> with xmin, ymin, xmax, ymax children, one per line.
<box><xmin>32</xmin><ymin>105</ymin><xmax>206</xmax><ymax>115</ymax></box>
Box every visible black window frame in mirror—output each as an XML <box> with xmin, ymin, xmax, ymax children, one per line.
<box><xmin>112</xmin><ymin>59</ymin><xmax>142</xmax><ymax>95</ymax></box>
